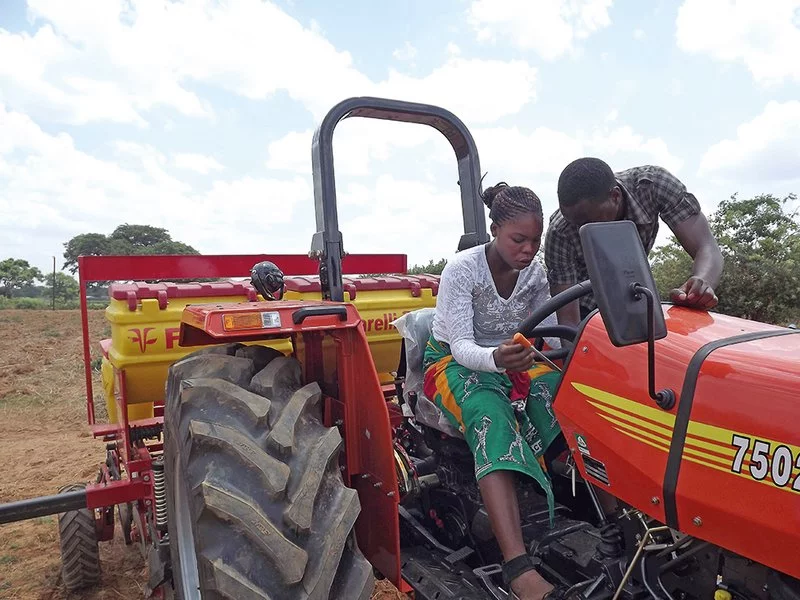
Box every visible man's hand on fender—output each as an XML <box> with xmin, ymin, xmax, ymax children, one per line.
<box><xmin>670</xmin><ymin>276</ymin><xmax>718</xmax><ymax>310</ymax></box>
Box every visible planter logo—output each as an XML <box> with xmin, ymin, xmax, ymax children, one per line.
<box><xmin>128</xmin><ymin>328</ymin><xmax>157</xmax><ymax>353</ymax></box>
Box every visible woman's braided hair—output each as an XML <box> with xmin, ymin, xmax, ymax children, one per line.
<box><xmin>481</xmin><ymin>182</ymin><xmax>543</xmax><ymax>225</ymax></box>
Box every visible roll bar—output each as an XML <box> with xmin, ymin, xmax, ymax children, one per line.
<box><xmin>310</xmin><ymin>96</ymin><xmax>490</xmax><ymax>301</ymax></box>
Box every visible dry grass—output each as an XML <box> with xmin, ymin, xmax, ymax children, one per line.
<box><xmin>0</xmin><ymin>309</ymin><xmax>406</xmax><ymax>600</ymax></box>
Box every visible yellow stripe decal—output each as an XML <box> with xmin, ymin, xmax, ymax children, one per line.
<box><xmin>573</xmin><ymin>382</ymin><xmax>800</xmax><ymax>494</ymax></box>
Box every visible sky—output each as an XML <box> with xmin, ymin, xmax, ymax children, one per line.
<box><xmin>1</xmin><ymin>0</ymin><xmax>799</xmax><ymax>277</ymax></box>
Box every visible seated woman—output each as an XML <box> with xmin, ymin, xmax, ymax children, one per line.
<box><xmin>423</xmin><ymin>183</ymin><xmax>565</xmax><ymax>600</ymax></box>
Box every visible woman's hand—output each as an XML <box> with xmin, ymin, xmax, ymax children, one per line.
<box><xmin>493</xmin><ymin>338</ymin><xmax>536</xmax><ymax>372</ymax></box>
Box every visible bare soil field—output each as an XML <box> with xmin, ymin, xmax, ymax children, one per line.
<box><xmin>0</xmin><ymin>309</ymin><xmax>405</xmax><ymax>600</ymax></box>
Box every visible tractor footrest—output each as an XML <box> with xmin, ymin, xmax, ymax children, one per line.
<box><xmin>401</xmin><ymin>545</ymin><xmax>487</xmax><ymax>600</ymax></box>
<box><xmin>444</xmin><ymin>546</ymin><xmax>475</xmax><ymax>565</ymax></box>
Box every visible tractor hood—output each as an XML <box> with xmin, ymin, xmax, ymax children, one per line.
<box><xmin>554</xmin><ymin>305</ymin><xmax>800</xmax><ymax>580</ymax></box>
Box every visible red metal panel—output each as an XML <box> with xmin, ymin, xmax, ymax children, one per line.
<box><xmin>78</xmin><ymin>276</ymin><xmax>95</xmax><ymax>425</ymax></box>
<box><xmin>555</xmin><ymin>307</ymin><xmax>799</xmax><ymax>580</ymax></box>
<box><xmin>334</xmin><ymin>324</ymin><xmax>403</xmax><ymax>589</ymax></box>
<box><xmin>109</xmin><ymin>280</ymin><xmax>258</xmax><ymax>301</ymax></box>
<box><xmin>179</xmin><ymin>300</ymin><xmax>360</xmax><ymax>346</ymax></box>
<box><xmin>283</xmin><ymin>274</ymin><xmax>441</xmax><ymax>296</ymax></box>
<box><xmin>555</xmin><ymin>308</ymin><xmax>775</xmax><ymax>520</ymax></box>
<box><xmin>77</xmin><ymin>253</ymin><xmax>407</xmax><ymax>283</ymax></box>
<box><xmin>675</xmin><ymin>333</ymin><xmax>800</xmax><ymax>580</ymax></box>
<box><xmin>85</xmin><ymin>480</ymin><xmax>149</xmax><ymax>509</ymax></box>
<box><xmin>109</xmin><ymin>275</ymin><xmax>441</xmax><ymax>302</ymax></box>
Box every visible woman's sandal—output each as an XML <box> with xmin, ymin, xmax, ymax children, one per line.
<box><xmin>501</xmin><ymin>554</ymin><xmax>572</xmax><ymax>600</ymax></box>
<box><xmin>501</xmin><ymin>553</ymin><xmax>538</xmax><ymax>589</ymax></box>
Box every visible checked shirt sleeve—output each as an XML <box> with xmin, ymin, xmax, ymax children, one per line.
<box><xmin>544</xmin><ymin>223</ymin><xmax>582</xmax><ymax>287</ymax></box>
<box><xmin>651</xmin><ymin>166</ymin><xmax>702</xmax><ymax>229</ymax></box>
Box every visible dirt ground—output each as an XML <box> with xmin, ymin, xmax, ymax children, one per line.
<box><xmin>0</xmin><ymin>309</ymin><xmax>406</xmax><ymax>600</ymax></box>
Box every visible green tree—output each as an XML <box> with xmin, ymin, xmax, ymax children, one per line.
<box><xmin>109</xmin><ymin>224</ymin><xmax>172</xmax><ymax>249</ymax></box>
<box><xmin>62</xmin><ymin>233</ymin><xmax>128</xmax><ymax>274</ymax></box>
<box><xmin>409</xmin><ymin>258</ymin><xmax>447</xmax><ymax>275</ymax></box>
<box><xmin>0</xmin><ymin>258</ymin><xmax>43</xmax><ymax>298</ymax></box>
<box><xmin>16</xmin><ymin>283</ymin><xmax>44</xmax><ymax>298</ymax></box>
<box><xmin>45</xmin><ymin>272</ymin><xmax>80</xmax><ymax>305</ymax></box>
<box><xmin>63</xmin><ymin>224</ymin><xmax>199</xmax><ymax>274</ymax></box>
<box><xmin>137</xmin><ymin>240</ymin><xmax>200</xmax><ymax>255</ymax></box>
<box><xmin>652</xmin><ymin>193</ymin><xmax>800</xmax><ymax>324</ymax></box>
<box><xmin>651</xmin><ymin>242</ymin><xmax>693</xmax><ymax>299</ymax></box>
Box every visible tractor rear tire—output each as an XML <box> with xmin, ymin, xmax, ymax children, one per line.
<box><xmin>162</xmin><ymin>344</ymin><xmax>375</xmax><ymax>600</ymax></box>
<box><xmin>57</xmin><ymin>482</ymin><xmax>101</xmax><ymax>592</ymax></box>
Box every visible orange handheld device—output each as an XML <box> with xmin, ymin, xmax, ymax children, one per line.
<box><xmin>513</xmin><ymin>332</ymin><xmax>532</xmax><ymax>348</ymax></box>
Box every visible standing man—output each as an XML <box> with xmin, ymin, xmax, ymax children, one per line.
<box><xmin>544</xmin><ymin>157</ymin><xmax>723</xmax><ymax>327</ymax></box>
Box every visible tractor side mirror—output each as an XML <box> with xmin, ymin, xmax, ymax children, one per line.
<box><xmin>579</xmin><ymin>220</ymin><xmax>674</xmax><ymax>409</ymax></box>
<box><xmin>578</xmin><ymin>221</ymin><xmax>666</xmax><ymax>347</ymax></box>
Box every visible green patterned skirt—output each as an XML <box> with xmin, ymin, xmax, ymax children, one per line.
<box><xmin>422</xmin><ymin>336</ymin><xmax>562</xmax><ymax>518</ymax></box>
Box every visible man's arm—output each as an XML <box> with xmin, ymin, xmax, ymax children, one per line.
<box><xmin>653</xmin><ymin>166</ymin><xmax>724</xmax><ymax>310</ymax></box>
<box><xmin>550</xmin><ymin>283</ymin><xmax>581</xmax><ymax>328</ymax></box>
<box><xmin>669</xmin><ymin>211</ymin><xmax>724</xmax><ymax>309</ymax></box>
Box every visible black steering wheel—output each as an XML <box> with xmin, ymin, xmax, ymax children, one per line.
<box><xmin>517</xmin><ymin>280</ymin><xmax>593</xmax><ymax>361</ymax></box>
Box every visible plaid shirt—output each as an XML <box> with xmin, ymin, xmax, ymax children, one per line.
<box><xmin>544</xmin><ymin>165</ymin><xmax>701</xmax><ymax>314</ymax></box>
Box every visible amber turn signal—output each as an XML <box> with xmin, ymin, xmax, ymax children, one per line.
<box><xmin>222</xmin><ymin>312</ymin><xmax>264</xmax><ymax>331</ymax></box>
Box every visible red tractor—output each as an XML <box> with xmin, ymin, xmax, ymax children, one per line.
<box><xmin>1</xmin><ymin>97</ymin><xmax>799</xmax><ymax>600</ymax></box>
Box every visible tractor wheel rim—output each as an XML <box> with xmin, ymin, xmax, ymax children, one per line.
<box><xmin>173</xmin><ymin>454</ymin><xmax>201</xmax><ymax>599</ymax></box>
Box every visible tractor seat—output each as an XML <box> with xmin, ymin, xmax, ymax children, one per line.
<box><xmin>393</xmin><ymin>309</ymin><xmax>465</xmax><ymax>440</ymax></box>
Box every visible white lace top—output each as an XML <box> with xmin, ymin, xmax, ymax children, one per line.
<box><xmin>431</xmin><ymin>243</ymin><xmax>559</xmax><ymax>373</ymax></box>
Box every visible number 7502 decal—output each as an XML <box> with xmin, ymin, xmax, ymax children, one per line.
<box><xmin>731</xmin><ymin>434</ymin><xmax>800</xmax><ymax>490</ymax></box>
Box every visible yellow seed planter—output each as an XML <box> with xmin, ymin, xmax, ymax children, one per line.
<box><xmin>100</xmin><ymin>276</ymin><xmax>439</xmax><ymax>423</ymax></box>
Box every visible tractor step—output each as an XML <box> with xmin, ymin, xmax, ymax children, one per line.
<box><xmin>401</xmin><ymin>544</ymin><xmax>494</xmax><ymax>600</ymax></box>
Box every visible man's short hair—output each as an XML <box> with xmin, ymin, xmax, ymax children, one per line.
<box><xmin>557</xmin><ymin>157</ymin><xmax>616</xmax><ymax>207</ymax></box>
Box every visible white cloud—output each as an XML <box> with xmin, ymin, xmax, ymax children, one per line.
<box><xmin>0</xmin><ymin>0</ymin><xmax>366</xmax><ymax>125</ymax></box>
<box><xmin>473</xmin><ymin>124</ymin><xmax>683</xmax><ymax>187</ymax></box>
<box><xmin>393</xmin><ymin>42</ymin><xmax>418</xmax><ymax>62</ymax></box>
<box><xmin>0</xmin><ymin>0</ymin><xmax>538</xmax><ymax>128</ymax></box>
<box><xmin>337</xmin><ymin>175</ymin><xmax>468</xmax><ymax>262</ymax></box>
<box><xmin>0</xmin><ymin>26</ymin><xmax>151</xmax><ymax>127</ymax></box>
<box><xmin>309</xmin><ymin>19</ymin><xmax>324</xmax><ymax>36</ymax></box>
<box><xmin>605</xmin><ymin>108</ymin><xmax>619</xmax><ymax>122</ymax></box>
<box><xmin>267</xmin><ymin>118</ymin><xmax>447</xmax><ymax>178</ymax></box>
<box><xmin>699</xmin><ymin>100</ymin><xmax>800</xmax><ymax>183</ymax></box>
<box><xmin>633</xmin><ymin>28</ymin><xmax>646</xmax><ymax>40</ymax></box>
<box><xmin>377</xmin><ymin>57</ymin><xmax>538</xmax><ymax>125</ymax></box>
<box><xmin>676</xmin><ymin>0</ymin><xmax>800</xmax><ymax>84</ymax></box>
<box><xmin>339</xmin><ymin>182</ymin><xmax>373</xmax><ymax>207</ymax></box>
<box><xmin>0</xmin><ymin>102</ymin><xmax>309</xmax><ymax>273</ymax></box>
<box><xmin>187</xmin><ymin>176</ymin><xmax>311</xmax><ymax>251</ymax></box>
<box><xmin>468</xmin><ymin>0</ymin><xmax>613</xmax><ymax>60</ymax></box>
<box><xmin>174</xmin><ymin>153</ymin><xmax>225</xmax><ymax>174</ymax></box>
<box><xmin>446</xmin><ymin>42</ymin><xmax>461</xmax><ymax>57</ymax></box>
<box><xmin>474</xmin><ymin>126</ymin><xmax>585</xmax><ymax>179</ymax></box>
<box><xmin>588</xmin><ymin>127</ymin><xmax>684</xmax><ymax>174</ymax></box>
<box><xmin>269</xmin><ymin>114</ymin><xmax>683</xmax><ymax>206</ymax></box>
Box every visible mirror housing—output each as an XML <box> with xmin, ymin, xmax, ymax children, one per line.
<box><xmin>579</xmin><ymin>221</ymin><xmax>667</xmax><ymax>347</ymax></box>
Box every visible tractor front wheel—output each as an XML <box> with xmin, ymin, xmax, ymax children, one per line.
<box><xmin>162</xmin><ymin>344</ymin><xmax>374</xmax><ymax>600</ymax></box>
